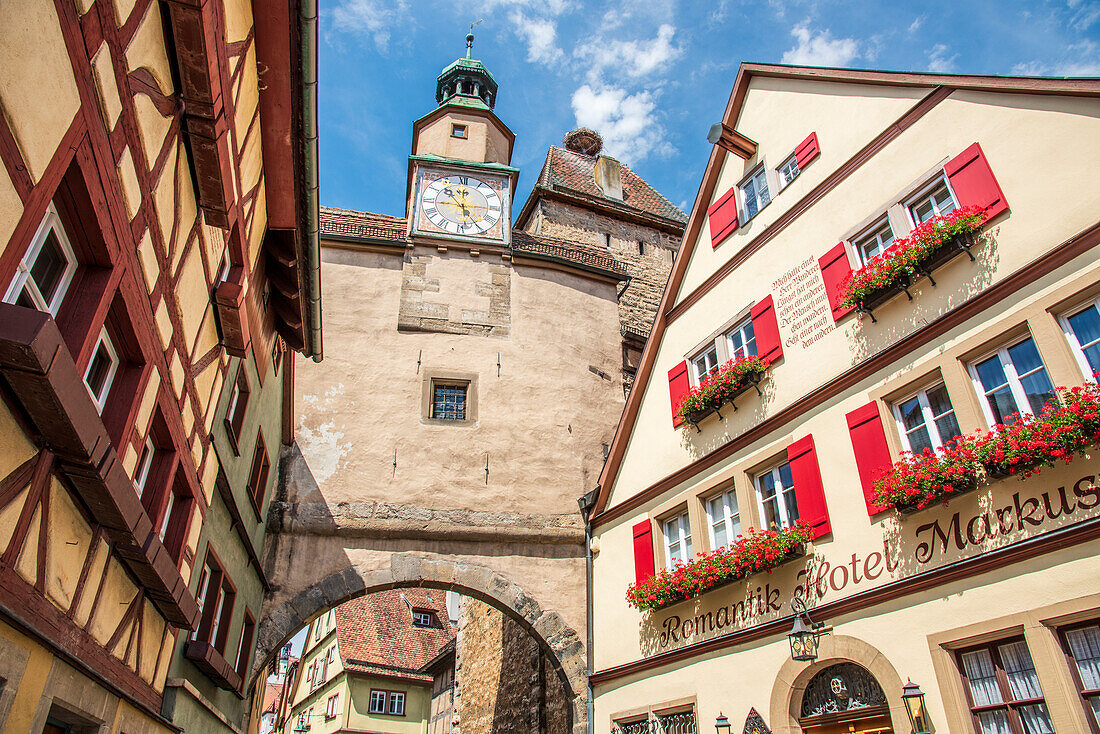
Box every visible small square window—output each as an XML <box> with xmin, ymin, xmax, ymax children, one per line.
<box><xmin>740</xmin><ymin>166</ymin><xmax>771</xmax><ymax>220</ymax></box>
<box><xmin>778</xmin><ymin>155</ymin><xmax>800</xmax><ymax>187</ymax></box>
<box><xmin>854</xmin><ymin>218</ymin><xmax>895</xmax><ymax>266</ymax></box>
<box><xmin>451</xmin><ymin>123</ymin><xmax>467</xmax><ymax>139</ymax></box>
<box><xmin>3</xmin><ymin>204</ymin><xmax>78</xmax><ymax>316</ymax></box>
<box><xmin>908</xmin><ymin>176</ymin><xmax>957</xmax><ymax>225</ymax></box>
<box><xmin>431</xmin><ymin>382</ymin><xmax>467</xmax><ymax>421</ymax></box>
<box><xmin>755</xmin><ymin>460</ymin><xmax>799</xmax><ymax>531</ymax></box>
<box><xmin>84</xmin><ymin>328</ymin><xmax>119</xmax><ymax>411</ymax></box>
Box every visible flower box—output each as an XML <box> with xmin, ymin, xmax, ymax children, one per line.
<box><xmin>876</xmin><ymin>381</ymin><xmax>1100</xmax><ymax>513</ymax></box>
<box><xmin>626</xmin><ymin>523</ymin><xmax>812</xmax><ymax>612</ymax></box>
<box><xmin>840</xmin><ymin>207</ymin><xmax>986</xmax><ymax>323</ymax></box>
<box><xmin>676</xmin><ymin>357</ymin><xmax>768</xmax><ymax>432</ymax></box>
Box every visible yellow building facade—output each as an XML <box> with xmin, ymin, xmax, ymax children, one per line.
<box><xmin>588</xmin><ymin>65</ymin><xmax>1100</xmax><ymax>734</ymax></box>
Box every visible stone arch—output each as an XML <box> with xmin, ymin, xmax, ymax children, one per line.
<box><xmin>768</xmin><ymin>634</ymin><xmax>908</xmax><ymax>734</ymax></box>
<box><xmin>253</xmin><ymin>553</ymin><xmax>588</xmax><ymax>733</ymax></box>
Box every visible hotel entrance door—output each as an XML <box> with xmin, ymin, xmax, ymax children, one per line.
<box><xmin>796</xmin><ymin>663</ymin><xmax>894</xmax><ymax>734</ymax></box>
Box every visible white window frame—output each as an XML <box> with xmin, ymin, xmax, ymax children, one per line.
<box><xmin>777</xmin><ymin>155</ymin><xmax>799</xmax><ymax>189</ymax></box>
<box><xmin>754</xmin><ymin>460</ymin><xmax>798</xmax><ymax>531</ymax></box>
<box><xmin>724</xmin><ymin>316</ymin><xmax>757</xmax><ymax>361</ymax></box>
<box><xmin>226</xmin><ymin>373</ymin><xmax>244</xmax><ymax>427</ymax></box>
<box><xmin>690</xmin><ymin>344</ymin><xmax>719</xmax><ymax>384</ymax></box>
<box><xmin>3</xmin><ymin>204</ymin><xmax>78</xmax><ymax>316</ymax></box>
<box><xmin>191</xmin><ymin>567</ymin><xmax>211</xmax><ymax>641</ymax></box>
<box><xmin>369</xmin><ymin>690</ymin><xmax>386</xmax><ymax>714</ymax></box>
<box><xmin>891</xmin><ymin>382</ymin><xmax>960</xmax><ymax>454</ymax></box>
<box><xmin>388</xmin><ymin>691</ymin><xmax>406</xmax><ymax>716</ymax></box>
<box><xmin>1058</xmin><ymin>296</ymin><xmax>1100</xmax><ymax>383</ymax></box>
<box><xmin>705</xmin><ymin>489</ymin><xmax>740</xmax><ymax>551</ymax></box>
<box><xmin>739</xmin><ymin>165</ymin><xmax>771</xmax><ymax>221</ymax></box>
<box><xmin>208</xmin><ymin>585</ymin><xmax>226</xmax><ymax>646</ymax></box>
<box><xmin>905</xmin><ymin>174</ymin><xmax>958</xmax><ymax>227</ymax></box>
<box><xmin>853</xmin><ymin>217</ymin><xmax>896</xmax><ymax>266</ymax></box>
<box><xmin>662</xmin><ymin>511</ymin><xmax>692</xmax><ymax>567</ymax></box>
<box><xmin>968</xmin><ymin>336</ymin><xmax>1054</xmax><ymax>427</ymax></box>
<box><xmin>83</xmin><ymin>328</ymin><xmax>119</xmax><ymax>412</ymax></box>
<box><xmin>157</xmin><ymin>490</ymin><xmax>176</xmax><ymax>542</ymax></box>
<box><xmin>412</xmin><ymin>610</ymin><xmax>432</xmax><ymax>627</ymax></box>
<box><xmin>133</xmin><ymin>437</ymin><xmax>155</xmax><ymax>495</ymax></box>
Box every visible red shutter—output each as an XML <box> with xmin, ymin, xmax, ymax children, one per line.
<box><xmin>788</xmin><ymin>434</ymin><xmax>831</xmax><ymax>539</ymax></box>
<box><xmin>794</xmin><ymin>132</ymin><xmax>820</xmax><ymax>168</ymax></box>
<box><xmin>818</xmin><ymin>243</ymin><xmax>854</xmax><ymax>321</ymax></box>
<box><xmin>632</xmin><ymin>520</ymin><xmax>656</xmax><ymax>584</ymax></box>
<box><xmin>707</xmin><ymin>187</ymin><xmax>739</xmax><ymax>248</ymax></box>
<box><xmin>845</xmin><ymin>403</ymin><xmax>893</xmax><ymax>517</ymax></box>
<box><xmin>945</xmin><ymin>142</ymin><xmax>1008</xmax><ymax>221</ymax></box>
<box><xmin>750</xmin><ymin>295</ymin><xmax>783</xmax><ymax>364</ymax></box>
<box><xmin>668</xmin><ymin>360</ymin><xmax>690</xmax><ymax>427</ymax></box>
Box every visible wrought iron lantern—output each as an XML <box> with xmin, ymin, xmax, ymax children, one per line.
<box><xmin>714</xmin><ymin>712</ymin><xmax>731</xmax><ymax>734</ymax></box>
<box><xmin>787</xmin><ymin>598</ymin><xmax>827</xmax><ymax>662</ymax></box>
<box><xmin>902</xmin><ymin>679</ymin><xmax>932</xmax><ymax>734</ymax></box>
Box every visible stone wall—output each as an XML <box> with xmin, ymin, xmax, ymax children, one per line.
<box><xmin>523</xmin><ymin>199</ymin><xmax>680</xmax><ymax>340</ymax></box>
<box><xmin>454</xmin><ymin>599</ymin><xmax>569</xmax><ymax>734</ymax></box>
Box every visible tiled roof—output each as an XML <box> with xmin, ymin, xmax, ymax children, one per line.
<box><xmin>534</xmin><ymin>146</ymin><xmax>688</xmax><ymax>224</ymax></box>
<box><xmin>320</xmin><ymin>207</ymin><xmax>407</xmax><ymax>243</ymax></box>
<box><xmin>334</xmin><ymin>589</ymin><xmax>454</xmax><ymax>679</ymax></box>
<box><xmin>261</xmin><ymin>681</ymin><xmax>282</xmax><ymax>715</ymax></box>
<box><xmin>318</xmin><ymin>207</ymin><xmax>627</xmax><ymax>277</ymax></box>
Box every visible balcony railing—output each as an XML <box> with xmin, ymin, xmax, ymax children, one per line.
<box><xmin>613</xmin><ymin>712</ymin><xmax>698</xmax><ymax>734</ymax></box>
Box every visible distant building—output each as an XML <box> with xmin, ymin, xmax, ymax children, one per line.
<box><xmin>286</xmin><ymin>590</ymin><xmax>455</xmax><ymax>733</ymax></box>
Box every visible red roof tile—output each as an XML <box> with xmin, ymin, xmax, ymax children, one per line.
<box><xmin>334</xmin><ymin>589</ymin><xmax>454</xmax><ymax>677</ymax></box>
<box><xmin>320</xmin><ymin>207</ymin><xmax>408</xmax><ymax>243</ymax></box>
<box><xmin>533</xmin><ymin>146</ymin><xmax>687</xmax><ymax>224</ymax></box>
<box><xmin>261</xmin><ymin>681</ymin><xmax>282</xmax><ymax>714</ymax></box>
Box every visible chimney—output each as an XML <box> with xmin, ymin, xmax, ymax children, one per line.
<box><xmin>594</xmin><ymin>154</ymin><xmax>623</xmax><ymax>201</ymax></box>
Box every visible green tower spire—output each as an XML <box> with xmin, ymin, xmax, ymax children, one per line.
<box><xmin>435</xmin><ymin>31</ymin><xmax>498</xmax><ymax>110</ymax></box>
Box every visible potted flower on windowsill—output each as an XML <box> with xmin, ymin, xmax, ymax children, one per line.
<box><xmin>840</xmin><ymin>206</ymin><xmax>987</xmax><ymax>320</ymax></box>
<box><xmin>874</xmin><ymin>381</ymin><xmax>1100</xmax><ymax>513</ymax></box>
<box><xmin>675</xmin><ymin>356</ymin><xmax>769</xmax><ymax>430</ymax></box>
<box><xmin>626</xmin><ymin>523</ymin><xmax>813</xmax><ymax>612</ymax></box>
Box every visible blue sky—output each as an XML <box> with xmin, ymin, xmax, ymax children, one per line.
<box><xmin>318</xmin><ymin>0</ymin><xmax>1099</xmax><ymax>219</ymax></box>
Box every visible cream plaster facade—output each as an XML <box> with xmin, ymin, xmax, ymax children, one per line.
<box><xmin>589</xmin><ymin>66</ymin><xmax>1100</xmax><ymax>734</ymax></box>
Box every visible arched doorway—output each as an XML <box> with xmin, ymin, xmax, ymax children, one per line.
<box><xmin>797</xmin><ymin>663</ymin><xmax>892</xmax><ymax>734</ymax></box>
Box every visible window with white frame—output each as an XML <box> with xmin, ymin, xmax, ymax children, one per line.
<box><xmin>388</xmin><ymin>691</ymin><xmax>406</xmax><ymax>716</ymax></box>
<box><xmin>691</xmin><ymin>344</ymin><xmax>719</xmax><ymax>384</ymax></box>
<box><xmin>662</xmin><ymin>511</ymin><xmax>692</xmax><ymax>566</ymax></box>
<box><xmin>778</xmin><ymin>155</ymin><xmax>800</xmax><ymax>188</ymax></box>
<box><xmin>969</xmin><ymin>337</ymin><xmax>1056</xmax><ymax>426</ymax></box>
<box><xmin>83</xmin><ymin>328</ymin><xmax>119</xmax><ymax>411</ymax></box>
<box><xmin>412</xmin><ymin>610</ymin><xmax>434</xmax><ymax>628</ymax></box>
<box><xmin>157</xmin><ymin>490</ymin><xmax>177</xmax><ymax>542</ymax></box>
<box><xmin>326</xmin><ymin>693</ymin><xmax>340</xmax><ymax>719</ymax></box>
<box><xmin>755</xmin><ymin>461</ymin><xmax>799</xmax><ymax>531</ymax></box>
<box><xmin>133</xmin><ymin>437</ymin><xmax>156</xmax><ymax>495</ymax></box>
<box><xmin>725</xmin><ymin>317</ymin><xmax>757</xmax><ymax>361</ymax></box>
<box><xmin>892</xmin><ymin>382</ymin><xmax>962</xmax><ymax>455</ymax></box>
<box><xmin>3</xmin><ymin>204</ymin><xmax>78</xmax><ymax>316</ymax></box>
<box><xmin>740</xmin><ymin>166</ymin><xmax>771</xmax><ymax>220</ymax></box>
<box><xmin>907</xmin><ymin>176</ymin><xmax>957</xmax><ymax>225</ymax></box>
<box><xmin>706</xmin><ymin>488</ymin><xmax>740</xmax><ymax>551</ymax></box>
<box><xmin>854</xmin><ymin>218</ymin><xmax>896</xmax><ymax>266</ymax></box>
<box><xmin>1060</xmin><ymin>297</ymin><xmax>1100</xmax><ymax>380</ymax></box>
<box><xmin>369</xmin><ymin>690</ymin><xmax>386</xmax><ymax>713</ymax></box>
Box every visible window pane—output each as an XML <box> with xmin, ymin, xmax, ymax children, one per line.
<box><xmin>975</xmin><ymin>355</ymin><xmax>1010</xmax><ymax>393</ymax></box>
<box><xmin>708</xmin><ymin>496</ymin><xmax>727</xmax><ymax>548</ymax></box>
<box><xmin>961</xmin><ymin>650</ymin><xmax>1003</xmax><ymax>706</ymax></box>
<box><xmin>778</xmin><ymin>462</ymin><xmax>793</xmax><ymax>488</ymax></box>
<box><xmin>1067</xmin><ymin>626</ymin><xmax>1100</xmax><ymax>690</ymax></box>
<box><xmin>1068</xmin><ymin>306</ymin><xmax>1100</xmax><ymax>375</ymax></box>
<box><xmin>934</xmin><ymin>412</ymin><xmax>962</xmax><ymax>446</ymax></box>
<box><xmin>1017</xmin><ymin>704</ymin><xmax>1054</xmax><ymax>734</ymax></box>
<box><xmin>85</xmin><ymin>344</ymin><xmax>112</xmax><ymax>398</ymax></box>
<box><xmin>913</xmin><ymin>199</ymin><xmax>936</xmax><ymax>223</ymax></box>
<box><xmin>906</xmin><ymin>424</ymin><xmax>935</xmax><ymax>455</ymax></box>
<box><xmin>1007</xmin><ymin>339</ymin><xmax>1044</xmax><ymax>376</ymax></box>
<box><xmin>756</xmin><ymin>174</ymin><xmax>770</xmax><ymax>208</ymax></box>
<box><xmin>30</xmin><ymin>231</ymin><xmax>67</xmax><ymax>307</ymax></box>
<box><xmin>743</xmin><ymin>179</ymin><xmax>758</xmax><ymax>219</ymax></box>
<box><xmin>898</xmin><ymin>396</ymin><xmax>926</xmax><ymax>433</ymax></box>
<box><xmin>999</xmin><ymin>641</ymin><xmax>1044</xmax><ymax>700</ymax></box>
<box><xmin>781</xmin><ymin>486</ymin><xmax>799</xmax><ymax>527</ymax></box>
<box><xmin>433</xmin><ymin>384</ymin><xmax>466</xmax><ymax>420</ymax></box>
<box><xmin>976</xmin><ymin>710</ymin><xmax>1012</xmax><ymax>734</ymax></box>
<box><xmin>1019</xmin><ymin>370</ymin><xmax>1056</xmax><ymax>416</ymax></box>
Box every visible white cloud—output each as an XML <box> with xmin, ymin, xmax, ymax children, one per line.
<box><xmin>908</xmin><ymin>15</ymin><xmax>925</xmax><ymax>33</ymax></box>
<box><xmin>570</xmin><ymin>84</ymin><xmax>672</xmax><ymax>164</ymax></box>
<box><xmin>509</xmin><ymin>10</ymin><xmax>564</xmax><ymax>64</ymax></box>
<box><xmin>781</xmin><ymin>22</ymin><xmax>860</xmax><ymax>67</ymax></box>
<box><xmin>1012</xmin><ymin>40</ymin><xmax>1100</xmax><ymax>76</ymax></box>
<box><xmin>329</xmin><ymin>0</ymin><xmax>409</xmax><ymax>52</ymax></box>
<box><xmin>575</xmin><ymin>23</ymin><xmax>682</xmax><ymax>84</ymax></box>
<box><xmin>927</xmin><ymin>44</ymin><xmax>957</xmax><ymax>73</ymax></box>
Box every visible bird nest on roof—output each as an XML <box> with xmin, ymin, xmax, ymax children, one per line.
<box><xmin>563</xmin><ymin>128</ymin><xmax>603</xmax><ymax>156</ymax></box>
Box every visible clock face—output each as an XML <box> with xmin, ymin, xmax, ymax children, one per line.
<box><xmin>415</xmin><ymin>170</ymin><xmax>508</xmax><ymax>241</ymax></box>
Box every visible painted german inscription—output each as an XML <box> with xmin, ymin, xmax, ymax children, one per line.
<box><xmin>645</xmin><ymin>469</ymin><xmax>1100</xmax><ymax>654</ymax></box>
<box><xmin>773</xmin><ymin>256</ymin><xmax>834</xmax><ymax>350</ymax></box>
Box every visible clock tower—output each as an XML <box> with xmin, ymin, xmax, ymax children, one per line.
<box><xmin>407</xmin><ymin>33</ymin><xmax>518</xmax><ymax>247</ymax></box>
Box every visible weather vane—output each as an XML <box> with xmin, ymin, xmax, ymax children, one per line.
<box><xmin>466</xmin><ymin>19</ymin><xmax>483</xmax><ymax>58</ymax></box>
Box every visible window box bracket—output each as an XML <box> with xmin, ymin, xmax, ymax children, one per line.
<box><xmin>856</xmin><ymin>232</ymin><xmax>977</xmax><ymax>324</ymax></box>
<box><xmin>684</xmin><ymin>371</ymin><xmax>764</xmax><ymax>433</ymax></box>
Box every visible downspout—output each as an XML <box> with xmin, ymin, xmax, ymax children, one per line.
<box><xmin>579</xmin><ymin>489</ymin><xmax>598</xmax><ymax>734</ymax></box>
<box><xmin>300</xmin><ymin>0</ymin><xmax>323</xmax><ymax>361</ymax></box>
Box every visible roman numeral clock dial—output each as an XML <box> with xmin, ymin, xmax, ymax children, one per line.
<box><xmin>416</xmin><ymin>170</ymin><xmax>507</xmax><ymax>241</ymax></box>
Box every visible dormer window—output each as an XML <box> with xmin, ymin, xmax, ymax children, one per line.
<box><xmin>412</xmin><ymin>610</ymin><xmax>436</xmax><ymax>628</ymax></box>
<box><xmin>451</xmin><ymin>123</ymin><xmax>467</xmax><ymax>139</ymax></box>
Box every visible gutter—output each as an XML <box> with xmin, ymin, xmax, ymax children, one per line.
<box><xmin>300</xmin><ymin>0</ymin><xmax>323</xmax><ymax>361</ymax></box>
